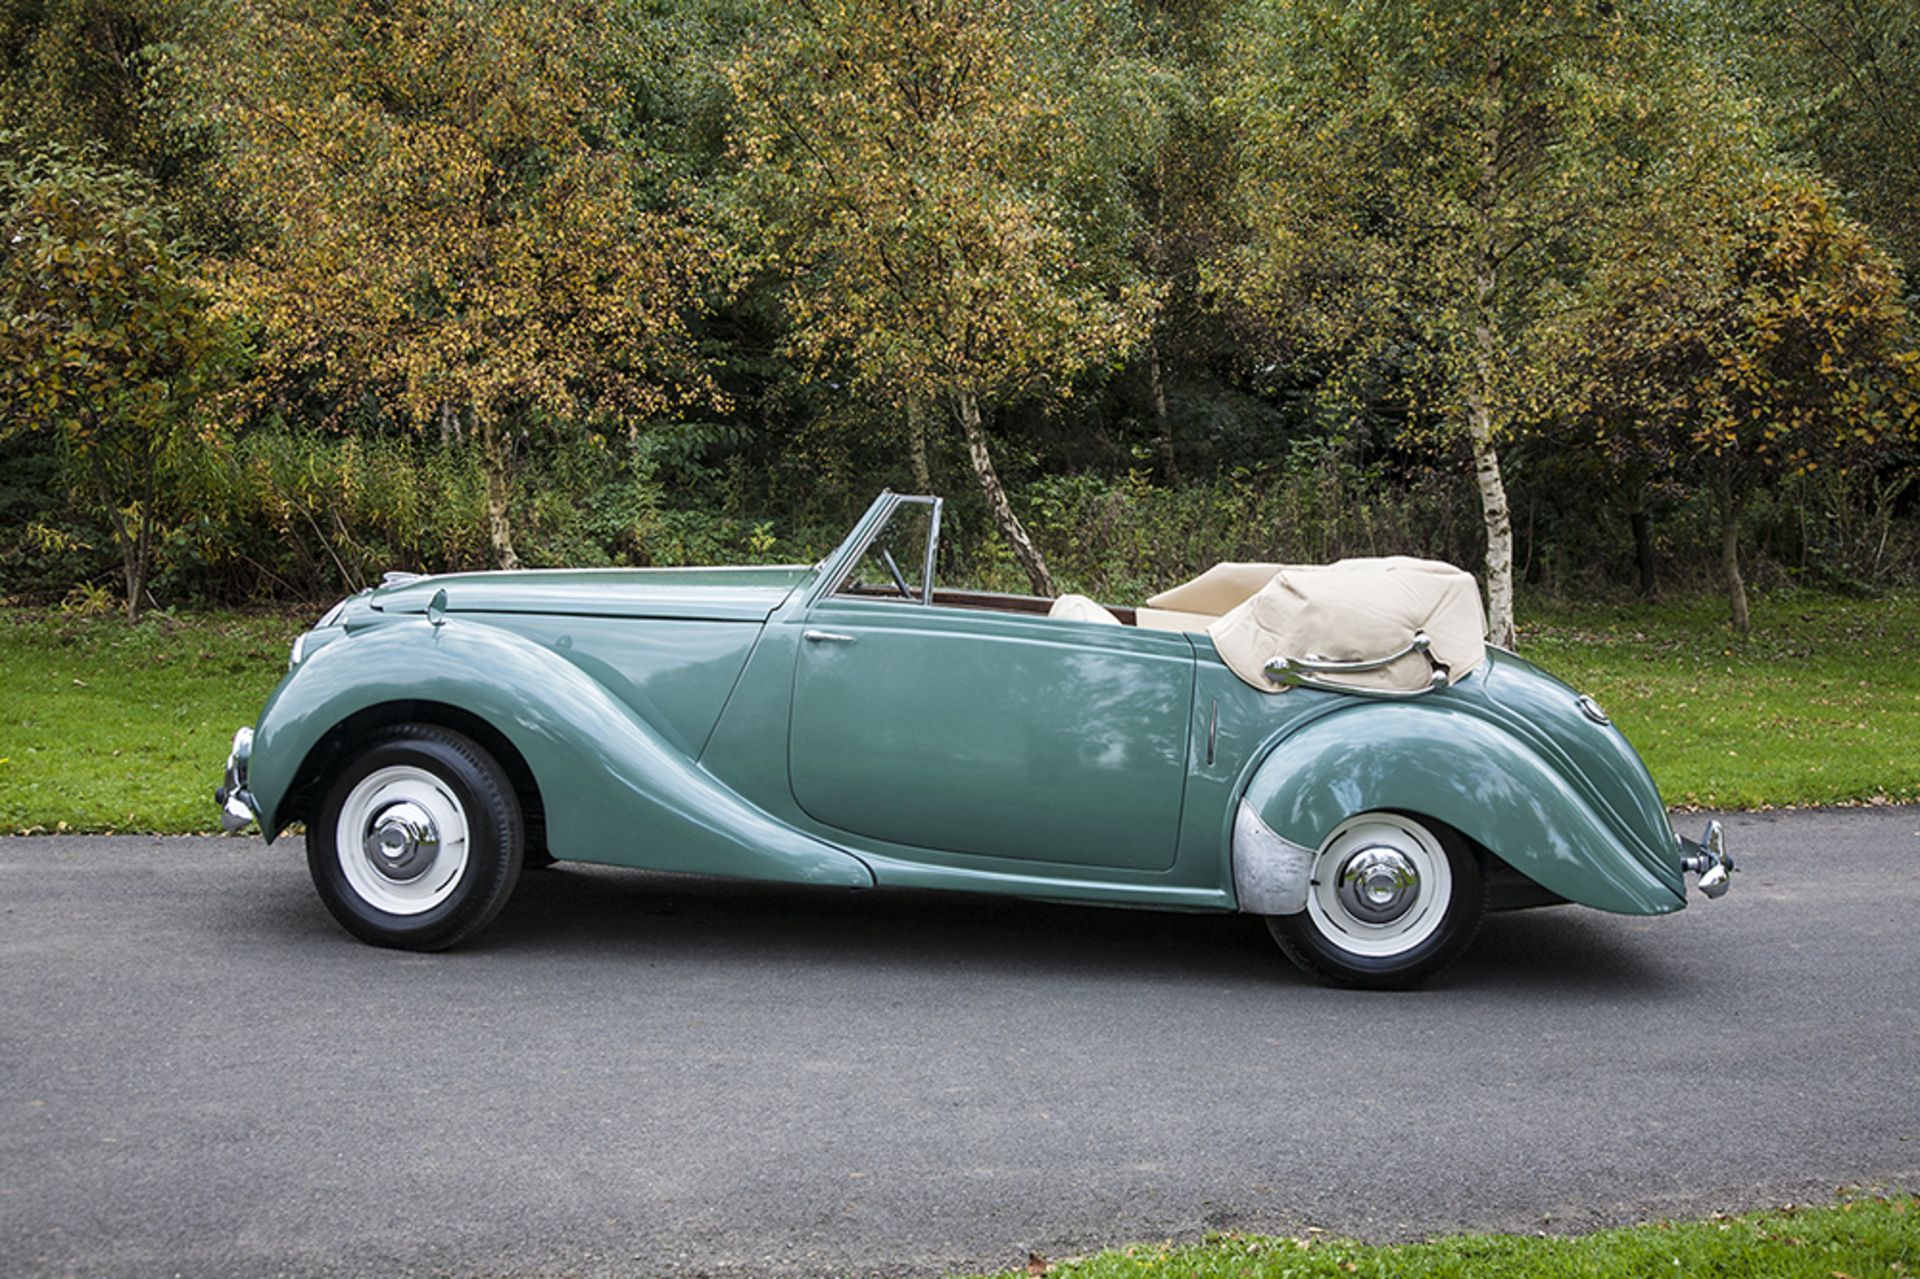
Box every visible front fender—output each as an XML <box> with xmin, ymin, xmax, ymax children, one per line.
<box><xmin>248</xmin><ymin>618</ymin><xmax>871</xmax><ymax>889</ymax></box>
<box><xmin>1239</xmin><ymin>703</ymin><xmax>1684</xmax><ymax>916</ymax></box>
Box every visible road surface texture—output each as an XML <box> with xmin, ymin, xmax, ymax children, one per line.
<box><xmin>2</xmin><ymin>807</ymin><xmax>1916</xmax><ymax>1277</ymax></box>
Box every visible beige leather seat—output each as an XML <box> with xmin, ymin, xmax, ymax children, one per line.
<box><xmin>1048</xmin><ymin>593</ymin><xmax>1121</xmax><ymax>625</ymax></box>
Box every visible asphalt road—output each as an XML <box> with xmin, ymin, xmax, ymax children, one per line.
<box><xmin>2</xmin><ymin>808</ymin><xmax>1916</xmax><ymax>1278</ymax></box>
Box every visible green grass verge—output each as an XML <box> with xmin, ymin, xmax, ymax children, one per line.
<box><xmin>979</xmin><ymin>1196</ymin><xmax>1918</xmax><ymax>1279</ymax></box>
<box><xmin>1522</xmin><ymin>590</ymin><xmax>1920</xmax><ymax>809</ymax></box>
<box><xmin>1</xmin><ymin>609</ymin><xmax>304</xmax><ymax>833</ymax></box>
<box><xmin>1</xmin><ymin>589</ymin><xmax>1915</xmax><ymax>833</ymax></box>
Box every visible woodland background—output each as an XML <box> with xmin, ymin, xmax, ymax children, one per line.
<box><xmin>1</xmin><ymin>0</ymin><xmax>1916</xmax><ymax>641</ymax></box>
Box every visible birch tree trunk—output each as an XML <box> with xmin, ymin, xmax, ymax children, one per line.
<box><xmin>477</xmin><ymin>413</ymin><xmax>523</xmax><ymax>571</ymax></box>
<box><xmin>1466</xmin><ymin>54</ymin><xmax>1517</xmax><ymax>650</ymax></box>
<box><xmin>1464</xmin><ymin>387</ymin><xmax>1517</xmax><ymax>648</ymax></box>
<box><xmin>951</xmin><ymin>389</ymin><xmax>1054</xmax><ymax>597</ymax></box>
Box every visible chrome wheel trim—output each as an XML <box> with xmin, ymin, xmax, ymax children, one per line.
<box><xmin>1304</xmin><ymin>814</ymin><xmax>1452</xmax><ymax>957</ymax></box>
<box><xmin>335</xmin><ymin>765</ymin><xmax>470</xmax><ymax>916</ymax></box>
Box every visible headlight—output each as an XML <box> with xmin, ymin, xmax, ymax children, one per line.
<box><xmin>292</xmin><ymin>598</ymin><xmax>354</xmax><ymax>669</ymax></box>
<box><xmin>289</xmin><ymin>626</ymin><xmax>345</xmax><ymax>670</ymax></box>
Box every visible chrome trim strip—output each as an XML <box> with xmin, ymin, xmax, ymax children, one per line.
<box><xmin>805</xmin><ymin>491</ymin><xmax>898</xmax><ymax>608</ymax></box>
<box><xmin>1232</xmin><ymin>800</ymin><xmax>1316</xmax><ymax>916</ymax></box>
<box><xmin>921</xmin><ymin>497</ymin><xmax>942</xmax><ymax>606</ymax></box>
<box><xmin>811</xmin><ymin>491</ymin><xmax>944</xmax><ymax>608</ymax></box>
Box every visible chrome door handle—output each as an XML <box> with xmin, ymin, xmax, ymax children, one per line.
<box><xmin>803</xmin><ymin>629</ymin><xmax>856</xmax><ymax>643</ymax></box>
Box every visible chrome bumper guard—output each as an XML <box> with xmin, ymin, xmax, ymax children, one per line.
<box><xmin>1678</xmin><ymin>819</ymin><xmax>1735</xmax><ymax>898</ymax></box>
<box><xmin>214</xmin><ymin>727</ymin><xmax>258</xmax><ymax>833</ymax></box>
<box><xmin>1264</xmin><ymin>629</ymin><xmax>1450</xmax><ymax>697</ymax></box>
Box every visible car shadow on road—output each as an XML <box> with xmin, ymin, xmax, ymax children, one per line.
<box><xmin>479</xmin><ymin>862</ymin><xmax>1275</xmax><ymax>983</ymax></box>
<box><xmin>1452</xmin><ymin>908</ymin><xmax>1681</xmax><ymax>995</ymax></box>
<box><xmin>438</xmin><ymin>861</ymin><xmax>1682</xmax><ymax>995</ymax></box>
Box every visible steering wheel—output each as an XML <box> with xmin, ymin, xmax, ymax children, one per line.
<box><xmin>881</xmin><ymin>548</ymin><xmax>915</xmax><ymax>600</ymax></box>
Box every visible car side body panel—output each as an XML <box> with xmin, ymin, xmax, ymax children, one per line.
<box><xmin>697</xmin><ymin>607</ymin><xmax>1236</xmax><ymax>909</ymax></box>
<box><xmin>245</xmin><ymin>603</ymin><xmax>1683</xmax><ymax>918</ymax></box>
<box><xmin>246</xmin><ymin>617</ymin><xmax>871</xmax><ymax>889</ymax></box>
<box><xmin>1237</xmin><ymin>692</ymin><xmax>1685</xmax><ymax>916</ymax></box>
<box><xmin>788</xmin><ymin>598</ymin><xmax>1195</xmax><ymax>870</ymax></box>
<box><xmin>461</xmin><ymin>613</ymin><xmax>763</xmax><ymax>758</ymax></box>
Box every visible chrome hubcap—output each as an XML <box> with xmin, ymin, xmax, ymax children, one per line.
<box><xmin>364</xmin><ymin>801</ymin><xmax>439</xmax><ymax>881</ymax></box>
<box><xmin>1306</xmin><ymin>814</ymin><xmax>1452</xmax><ymax>957</ymax></box>
<box><xmin>1336</xmin><ymin>845</ymin><xmax>1421</xmax><ymax>924</ymax></box>
<box><xmin>335</xmin><ymin>765</ymin><xmax>469</xmax><ymax>916</ymax></box>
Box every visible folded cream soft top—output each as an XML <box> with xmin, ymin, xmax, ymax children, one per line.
<box><xmin>1201</xmin><ymin>557</ymin><xmax>1487</xmax><ymax>693</ymax></box>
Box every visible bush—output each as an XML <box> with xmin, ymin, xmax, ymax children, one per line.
<box><xmin>992</xmin><ymin>450</ymin><xmax>1482</xmax><ymax>604</ymax></box>
<box><xmin>6</xmin><ymin>415</ymin><xmax>1915</xmax><ymax>613</ymax></box>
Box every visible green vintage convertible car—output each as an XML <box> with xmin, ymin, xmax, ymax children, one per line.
<box><xmin>217</xmin><ymin>491</ymin><xmax>1732</xmax><ymax>987</ymax></box>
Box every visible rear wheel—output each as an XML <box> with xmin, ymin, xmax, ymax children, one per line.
<box><xmin>307</xmin><ymin>724</ymin><xmax>523</xmax><ymax>951</ymax></box>
<box><xmin>1265</xmin><ymin>811</ymin><xmax>1483</xmax><ymax>989</ymax></box>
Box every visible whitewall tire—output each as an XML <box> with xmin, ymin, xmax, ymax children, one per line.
<box><xmin>1266</xmin><ymin>811</ymin><xmax>1484</xmax><ymax>989</ymax></box>
<box><xmin>307</xmin><ymin>724</ymin><xmax>523</xmax><ymax>951</ymax></box>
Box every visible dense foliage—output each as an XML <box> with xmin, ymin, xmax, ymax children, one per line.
<box><xmin>0</xmin><ymin>0</ymin><xmax>1914</xmax><ymax>630</ymax></box>
<box><xmin>0</xmin><ymin>140</ymin><xmax>241</xmax><ymax>619</ymax></box>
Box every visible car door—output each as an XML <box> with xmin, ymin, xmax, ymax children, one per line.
<box><xmin>786</xmin><ymin>502</ymin><xmax>1195</xmax><ymax>872</ymax></box>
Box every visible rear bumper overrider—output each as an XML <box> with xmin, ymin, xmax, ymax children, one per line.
<box><xmin>1678</xmin><ymin>819</ymin><xmax>1734</xmax><ymax>898</ymax></box>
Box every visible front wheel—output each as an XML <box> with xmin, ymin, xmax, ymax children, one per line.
<box><xmin>1265</xmin><ymin>811</ymin><xmax>1484</xmax><ymax>990</ymax></box>
<box><xmin>307</xmin><ymin>724</ymin><xmax>523</xmax><ymax>951</ymax></box>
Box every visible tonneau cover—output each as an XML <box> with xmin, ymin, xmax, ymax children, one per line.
<box><xmin>1205</xmin><ymin>557</ymin><xmax>1487</xmax><ymax>692</ymax></box>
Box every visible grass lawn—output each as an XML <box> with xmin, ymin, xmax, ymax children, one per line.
<box><xmin>1522</xmin><ymin>590</ymin><xmax>1920</xmax><ymax>810</ymax></box>
<box><xmin>976</xmin><ymin>1196</ymin><xmax>1917</xmax><ymax>1279</ymax></box>
<box><xmin>1</xmin><ymin>588</ymin><xmax>1915</xmax><ymax>833</ymax></box>
<box><xmin>0</xmin><ymin>609</ymin><xmax>304</xmax><ymax>833</ymax></box>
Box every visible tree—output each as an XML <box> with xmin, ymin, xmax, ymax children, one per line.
<box><xmin>177</xmin><ymin>0</ymin><xmax>720</xmax><ymax>568</ymax></box>
<box><xmin>1213</xmin><ymin>0</ymin><xmax>1716</xmax><ymax>646</ymax></box>
<box><xmin>1561</xmin><ymin>169</ymin><xmax>1918</xmax><ymax>631</ymax></box>
<box><xmin>0</xmin><ymin>0</ymin><xmax>171</xmax><ymax>167</ymax></box>
<box><xmin>1129</xmin><ymin>0</ymin><xmax>1236</xmax><ymax>485</ymax></box>
<box><xmin>1716</xmin><ymin>0</ymin><xmax>1920</xmax><ymax>282</ymax></box>
<box><xmin>725</xmin><ymin>0</ymin><xmax>1165</xmax><ymax>596</ymax></box>
<box><xmin>0</xmin><ymin>141</ymin><xmax>239</xmax><ymax>620</ymax></box>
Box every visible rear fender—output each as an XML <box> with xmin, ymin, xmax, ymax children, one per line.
<box><xmin>1237</xmin><ymin>705</ymin><xmax>1683</xmax><ymax>916</ymax></box>
<box><xmin>248</xmin><ymin>619</ymin><xmax>871</xmax><ymax>888</ymax></box>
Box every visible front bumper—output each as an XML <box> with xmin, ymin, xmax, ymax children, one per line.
<box><xmin>1678</xmin><ymin>819</ymin><xmax>1735</xmax><ymax>898</ymax></box>
<box><xmin>214</xmin><ymin>727</ymin><xmax>258</xmax><ymax>833</ymax></box>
